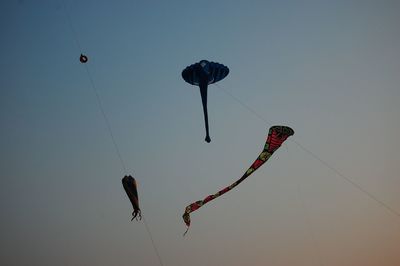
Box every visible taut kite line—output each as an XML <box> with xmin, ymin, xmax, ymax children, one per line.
<box><xmin>182</xmin><ymin>125</ymin><xmax>294</xmax><ymax>233</ymax></box>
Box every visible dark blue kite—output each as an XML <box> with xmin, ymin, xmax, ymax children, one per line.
<box><xmin>182</xmin><ymin>60</ymin><xmax>229</xmax><ymax>143</ymax></box>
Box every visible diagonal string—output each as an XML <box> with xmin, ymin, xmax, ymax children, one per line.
<box><xmin>61</xmin><ymin>2</ymin><xmax>165</xmax><ymax>265</ymax></box>
<box><xmin>62</xmin><ymin>0</ymin><xmax>128</xmax><ymax>174</ymax></box>
<box><xmin>296</xmin><ymin>183</ymin><xmax>325</xmax><ymax>266</ymax></box>
<box><xmin>61</xmin><ymin>0</ymin><xmax>83</xmax><ymax>52</ymax></box>
<box><xmin>216</xmin><ymin>83</ymin><xmax>400</xmax><ymax>220</ymax></box>
<box><xmin>82</xmin><ymin>64</ymin><xmax>128</xmax><ymax>174</ymax></box>
<box><xmin>291</xmin><ymin>139</ymin><xmax>400</xmax><ymax>218</ymax></box>
<box><xmin>215</xmin><ymin>83</ymin><xmax>271</xmax><ymax>124</ymax></box>
<box><xmin>142</xmin><ymin>215</ymin><xmax>165</xmax><ymax>266</ymax></box>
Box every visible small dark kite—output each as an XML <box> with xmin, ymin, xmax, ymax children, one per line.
<box><xmin>79</xmin><ymin>54</ymin><xmax>88</xmax><ymax>63</ymax></box>
<box><xmin>122</xmin><ymin>175</ymin><xmax>141</xmax><ymax>221</ymax></box>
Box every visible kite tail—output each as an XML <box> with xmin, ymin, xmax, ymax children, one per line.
<box><xmin>182</xmin><ymin>125</ymin><xmax>294</xmax><ymax>234</ymax></box>
<box><xmin>182</xmin><ymin>153</ymin><xmax>271</xmax><ymax>232</ymax></box>
<box><xmin>199</xmin><ymin>83</ymin><xmax>211</xmax><ymax>143</ymax></box>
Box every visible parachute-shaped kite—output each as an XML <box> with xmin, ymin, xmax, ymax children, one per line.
<box><xmin>122</xmin><ymin>175</ymin><xmax>142</xmax><ymax>221</ymax></box>
<box><xmin>182</xmin><ymin>60</ymin><xmax>229</xmax><ymax>143</ymax></box>
<box><xmin>182</xmin><ymin>125</ymin><xmax>294</xmax><ymax>233</ymax></box>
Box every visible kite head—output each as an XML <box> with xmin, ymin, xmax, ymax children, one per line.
<box><xmin>265</xmin><ymin>126</ymin><xmax>295</xmax><ymax>153</ymax></box>
<box><xmin>271</xmin><ymin>125</ymin><xmax>295</xmax><ymax>138</ymax></box>
<box><xmin>182</xmin><ymin>60</ymin><xmax>229</xmax><ymax>86</ymax></box>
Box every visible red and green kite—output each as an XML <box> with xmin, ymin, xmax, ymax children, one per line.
<box><xmin>182</xmin><ymin>125</ymin><xmax>294</xmax><ymax>233</ymax></box>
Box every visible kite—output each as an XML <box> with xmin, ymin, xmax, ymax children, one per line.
<box><xmin>122</xmin><ymin>175</ymin><xmax>142</xmax><ymax>221</ymax></box>
<box><xmin>182</xmin><ymin>60</ymin><xmax>229</xmax><ymax>143</ymax></box>
<box><xmin>182</xmin><ymin>125</ymin><xmax>294</xmax><ymax>233</ymax></box>
<box><xmin>80</xmin><ymin>54</ymin><xmax>88</xmax><ymax>63</ymax></box>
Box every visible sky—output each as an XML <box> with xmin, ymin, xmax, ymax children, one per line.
<box><xmin>1</xmin><ymin>0</ymin><xmax>400</xmax><ymax>265</ymax></box>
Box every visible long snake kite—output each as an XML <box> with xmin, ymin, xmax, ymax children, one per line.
<box><xmin>182</xmin><ymin>125</ymin><xmax>294</xmax><ymax>233</ymax></box>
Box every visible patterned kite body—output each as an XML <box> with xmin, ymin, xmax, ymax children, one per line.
<box><xmin>122</xmin><ymin>175</ymin><xmax>142</xmax><ymax>221</ymax></box>
<box><xmin>182</xmin><ymin>125</ymin><xmax>294</xmax><ymax>232</ymax></box>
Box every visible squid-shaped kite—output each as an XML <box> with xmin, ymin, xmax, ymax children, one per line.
<box><xmin>182</xmin><ymin>125</ymin><xmax>294</xmax><ymax>233</ymax></box>
<box><xmin>182</xmin><ymin>60</ymin><xmax>229</xmax><ymax>143</ymax></box>
<box><xmin>122</xmin><ymin>175</ymin><xmax>142</xmax><ymax>221</ymax></box>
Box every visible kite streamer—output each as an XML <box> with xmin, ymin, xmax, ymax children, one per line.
<box><xmin>182</xmin><ymin>125</ymin><xmax>294</xmax><ymax>233</ymax></box>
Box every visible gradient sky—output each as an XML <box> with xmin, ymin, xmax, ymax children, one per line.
<box><xmin>1</xmin><ymin>0</ymin><xmax>400</xmax><ymax>265</ymax></box>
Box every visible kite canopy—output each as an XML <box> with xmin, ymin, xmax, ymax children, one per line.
<box><xmin>122</xmin><ymin>175</ymin><xmax>141</xmax><ymax>221</ymax></box>
<box><xmin>181</xmin><ymin>60</ymin><xmax>229</xmax><ymax>143</ymax></box>
<box><xmin>182</xmin><ymin>60</ymin><xmax>229</xmax><ymax>86</ymax></box>
<box><xmin>182</xmin><ymin>125</ymin><xmax>294</xmax><ymax>232</ymax></box>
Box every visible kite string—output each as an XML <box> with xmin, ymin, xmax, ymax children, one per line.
<box><xmin>61</xmin><ymin>0</ymin><xmax>83</xmax><ymax>52</ymax></box>
<box><xmin>61</xmin><ymin>2</ymin><xmax>165</xmax><ymax>266</ymax></box>
<box><xmin>83</xmin><ymin>65</ymin><xmax>128</xmax><ymax>174</ymax></box>
<box><xmin>216</xmin><ymin>83</ymin><xmax>400</xmax><ymax>220</ymax></box>
<box><xmin>296</xmin><ymin>183</ymin><xmax>325</xmax><ymax>266</ymax></box>
<box><xmin>142</xmin><ymin>215</ymin><xmax>165</xmax><ymax>266</ymax></box>
<box><xmin>217</xmin><ymin>83</ymin><xmax>323</xmax><ymax>264</ymax></box>
<box><xmin>215</xmin><ymin>83</ymin><xmax>271</xmax><ymax>124</ymax></box>
<box><xmin>291</xmin><ymin>139</ymin><xmax>400</xmax><ymax>218</ymax></box>
<box><xmin>61</xmin><ymin>0</ymin><xmax>127</xmax><ymax>174</ymax></box>
<box><xmin>62</xmin><ymin>0</ymin><xmax>128</xmax><ymax>174</ymax></box>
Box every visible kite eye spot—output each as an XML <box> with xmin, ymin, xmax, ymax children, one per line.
<box><xmin>200</xmin><ymin>60</ymin><xmax>208</xmax><ymax>68</ymax></box>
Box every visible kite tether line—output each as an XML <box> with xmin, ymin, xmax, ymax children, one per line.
<box><xmin>61</xmin><ymin>0</ymin><xmax>127</xmax><ymax>174</ymax></box>
<box><xmin>142</xmin><ymin>216</ymin><xmax>165</xmax><ymax>266</ymax></box>
<box><xmin>296</xmin><ymin>183</ymin><xmax>325</xmax><ymax>266</ymax></box>
<box><xmin>215</xmin><ymin>83</ymin><xmax>400</xmax><ymax>220</ymax></box>
<box><xmin>213</xmin><ymin>83</ymin><xmax>324</xmax><ymax>264</ymax></box>
<box><xmin>82</xmin><ymin>64</ymin><xmax>128</xmax><ymax>174</ymax></box>
<box><xmin>61</xmin><ymin>2</ymin><xmax>164</xmax><ymax>266</ymax></box>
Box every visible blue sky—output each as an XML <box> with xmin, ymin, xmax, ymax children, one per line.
<box><xmin>1</xmin><ymin>1</ymin><xmax>400</xmax><ymax>265</ymax></box>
